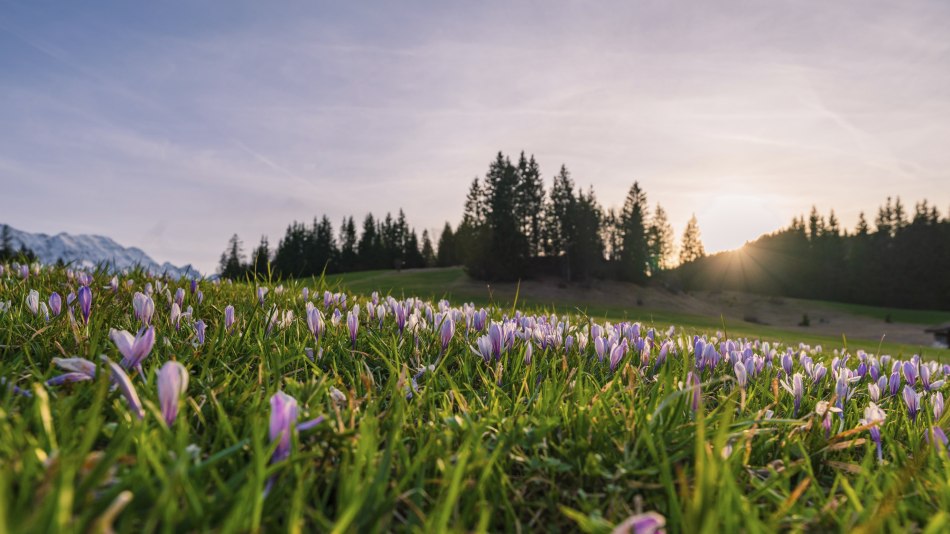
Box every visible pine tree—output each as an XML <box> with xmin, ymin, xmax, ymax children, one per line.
<box><xmin>515</xmin><ymin>153</ymin><xmax>546</xmax><ymax>257</ymax></box>
<box><xmin>546</xmin><ymin>165</ymin><xmax>576</xmax><ymax>259</ymax></box>
<box><xmin>219</xmin><ymin>234</ymin><xmax>247</xmax><ymax>279</ymax></box>
<box><xmin>436</xmin><ymin>223</ymin><xmax>457</xmax><ymax>266</ymax></box>
<box><xmin>251</xmin><ymin>236</ymin><xmax>270</xmax><ymax>276</ymax></box>
<box><xmin>339</xmin><ymin>216</ymin><xmax>358</xmax><ymax>272</ymax></box>
<box><xmin>569</xmin><ymin>186</ymin><xmax>604</xmax><ymax>281</ymax></box>
<box><xmin>647</xmin><ymin>203</ymin><xmax>675</xmax><ymax>272</ymax></box>
<box><xmin>421</xmin><ymin>230</ymin><xmax>436</xmax><ymax>267</ymax></box>
<box><xmin>679</xmin><ymin>215</ymin><xmax>706</xmax><ymax>265</ymax></box>
<box><xmin>619</xmin><ymin>182</ymin><xmax>649</xmax><ymax>282</ymax></box>
<box><xmin>358</xmin><ymin>214</ymin><xmax>381</xmax><ymax>270</ymax></box>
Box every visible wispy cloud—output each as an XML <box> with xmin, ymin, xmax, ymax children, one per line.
<box><xmin>1</xmin><ymin>0</ymin><xmax>948</xmax><ymax>272</ymax></box>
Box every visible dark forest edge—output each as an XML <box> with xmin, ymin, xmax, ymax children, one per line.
<box><xmin>218</xmin><ymin>151</ymin><xmax>950</xmax><ymax>311</ymax></box>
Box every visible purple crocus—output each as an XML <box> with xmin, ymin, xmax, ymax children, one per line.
<box><xmin>132</xmin><ymin>292</ymin><xmax>154</xmax><ymax>325</ymax></box>
<box><xmin>782</xmin><ymin>373</ymin><xmax>803</xmax><ymax>416</ymax></box>
<box><xmin>903</xmin><ymin>385</ymin><xmax>921</xmax><ymax>422</ymax></box>
<box><xmin>157</xmin><ymin>361</ymin><xmax>189</xmax><ymax>426</ymax></box>
<box><xmin>174</xmin><ymin>288</ymin><xmax>185</xmax><ymax>308</ymax></box>
<box><xmin>595</xmin><ymin>337</ymin><xmax>606</xmax><ymax>362</ymax></box>
<box><xmin>612</xmin><ymin>511</ymin><xmax>665</xmax><ymax>534</ymax></box>
<box><xmin>269</xmin><ymin>391</ymin><xmax>299</xmax><ymax>464</ymax></box>
<box><xmin>48</xmin><ymin>292</ymin><xmax>62</xmax><ymax>317</ymax></box>
<box><xmin>306</xmin><ymin>304</ymin><xmax>324</xmax><ymax>342</ymax></box>
<box><xmin>440</xmin><ymin>317</ymin><xmax>455</xmax><ymax>353</ymax></box>
<box><xmin>934</xmin><ymin>391</ymin><xmax>945</xmax><ymax>421</ymax></box>
<box><xmin>102</xmin><ymin>356</ymin><xmax>144</xmax><ymax>419</ymax></box>
<box><xmin>346</xmin><ymin>308</ymin><xmax>359</xmax><ymax>347</ymax></box>
<box><xmin>860</xmin><ymin>402</ymin><xmax>886</xmax><ymax>462</ymax></box>
<box><xmin>524</xmin><ymin>342</ymin><xmax>533</xmax><ymax>365</ymax></box>
<box><xmin>609</xmin><ymin>339</ymin><xmax>628</xmax><ymax>372</ymax></box>
<box><xmin>224</xmin><ymin>305</ymin><xmax>236</xmax><ymax>333</ymax></box>
<box><xmin>734</xmin><ymin>362</ymin><xmax>748</xmax><ymax>389</ymax></box>
<box><xmin>475</xmin><ymin>335</ymin><xmax>492</xmax><ymax>363</ymax></box>
<box><xmin>194</xmin><ymin>319</ymin><xmax>206</xmax><ymax>345</ymax></box>
<box><xmin>888</xmin><ymin>371</ymin><xmax>901</xmax><ymax>396</ymax></box>
<box><xmin>78</xmin><ymin>286</ymin><xmax>92</xmax><ymax>324</ymax></box>
<box><xmin>903</xmin><ymin>361</ymin><xmax>918</xmax><ymax>387</ymax></box>
<box><xmin>257</xmin><ymin>287</ymin><xmax>268</xmax><ymax>307</ymax></box>
<box><xmin>488</xmin><ymin>323</ymin><xmax>504</xmax><ymax>360</ymax></box>
<box><xmin>111</xmin><ymin>326</ymin><xmax>156</xmax><ymax>371</ymax></box>
<box><xmin>47</xmin><ymin>357</ymin><xmax>97</xmax><ymax>385</ymax></box>
<box><xmin>687</xmin><ymin>371</ymin><xmax>701</xmax><ymax>412</ymax></box>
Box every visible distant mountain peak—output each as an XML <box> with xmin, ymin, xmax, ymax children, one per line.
<box><xmin>1</xmin><ymin>224</ymin><xmax>199</xmax><ymax>278</ymax></box>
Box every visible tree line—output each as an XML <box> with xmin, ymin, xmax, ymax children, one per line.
<box><xmin>668</xmin><ymin>198</ymin><xmax>950</xmax><ymax>309</ymax></box>
<box><xmin>218</xmin><ymin>150</ymin><xmax>707</xmax><ymax>283</ymax></box>
<box><xmin>218</xmin><ymin>210</ymin><xmax>449</xmax><ymax>279</ymax></box>
<box><xmin>454</xmin><ymin>151</ymin><xmax>704</xmax><ymax>282</ymax></box>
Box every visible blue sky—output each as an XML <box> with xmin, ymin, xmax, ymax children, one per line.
<box><xmin>2</xmin><ymin>1</ymin><xmax>949</xmax><ymax>273</ymax></box>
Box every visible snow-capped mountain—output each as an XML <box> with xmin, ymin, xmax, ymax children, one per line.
<box><xmin>2</xmin><ymin>224</ymin><xmax>200</xmax><ymax>279</ymax></box>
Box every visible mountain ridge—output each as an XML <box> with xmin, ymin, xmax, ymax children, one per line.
<box><xmin>2</xmin><ymin>224</ymin><xmax>200</xmax><ymax>278</ymax></box>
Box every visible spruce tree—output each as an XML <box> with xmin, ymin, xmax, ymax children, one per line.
<box><xmin>647</xmin><ymin>203</ymin><xmax>675</xmax><ymax>273</ymax></box>
<box><xmin>679</xmin><ymin>215</ymin><xmax>706</xmax><ymax>265</ymax></box>
<box><xmin>436</xmin><ymin>223</ymin><xmax>457</xmax><ymax>266</ymax></box>
<box><xmin>619</xmin><ymin>182</ymin><xmax>649</xmax><ymax>282</ymax></box>
<box><xmin>421</xmin><ymin>230</ymin><xmax>436</xmax><ymax>267</ymax></box>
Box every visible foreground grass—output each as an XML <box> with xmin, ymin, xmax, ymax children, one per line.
<box><xmin>323</xmin><ymin>267</ymin><xmax>950</xmax><ymax>360</ymax></box>
<box><xmin>1</xmin><ymin>265</ymin><xmax>950</xmax><ymax>532</ymax></box>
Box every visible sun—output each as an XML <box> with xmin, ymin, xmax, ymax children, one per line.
<box><xmin>695</xmin><ymin>191</ymin><xmax>786</xmax><ymax>253</ymax></box>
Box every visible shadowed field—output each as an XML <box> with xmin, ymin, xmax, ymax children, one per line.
<box><xmin>321</xmin><ymin>267</ymin><xmax>950</xmax><ymax>360</ymax></box>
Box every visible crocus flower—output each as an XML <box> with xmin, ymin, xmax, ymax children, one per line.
<box><xmin>440</xmin><ymin>317</ymin><xmax>455</xmax><ymax>353</ymax></box>
<box><xmin>926</xmin><ymin>426</ymin><xmax>949</xmax><ymax>449</ymax></box>
<box><xmin>860</xmin><ymin>402</ymin><xmax>886</xmax><ymax>462</ymax></box>
<box><xmin>157</xmin><ymin>361</ymin><xmax>189</xmax><ymax>426</ymax></box>
<box><xmin>306</xmin><ymin>304</ymin><xmax>324</xmax><ymax>342</ymax></box>
<box><xmin>132</xmin><ymin>292</ymin><xmax>154</xmax><ymax>325</ymax></box>
<box><xmin>595</xmin><ymin>337</ymin><xmax>606</xmax><ymax>362</ymax></box>
<box><xmin>269</xmin><ymin>391</ymin><xmax>299</xmax><ymax>464</ymax></box>
<box><xmin>48</xmin><ymin>292</ymin><xmax>62</xmax><ymax>316</ymax></box>
<box><xmin>174</xmin><ymin>288</ymin><xmax>185</xmax><ymax>308</ymax></box>
<box><xmin>475</xmin><ymin>335</ymin><xmax>492</xmax><ymax>363</ymax></box>
<box><xmin>612</xmin><ymin>511</ymin><xmax>665</xmax><ymax>534</ymax></box>
<box><xmin>488</xmin><ymin>323</ymin><xmax>504</xmax><ymax>360</ymax></box>
<box><xmin>301</xmin><ymin>287</ymin><xmax>309</xmax><ymax>301</ymax></box>
<box><xmin>109</xmin><ymin>276</ymin><xmax>119</xmax><ymax>293</ymax></box>
<box><xmin>903</xmin><ymin>361</ymin><xmax>918</xmax><ymax>387</ymax></box>
<box><xmin>257</xmin><ymin>287</ymin><xmax>268</xmax><ymax>307</ymax></box>
<box><xmin>868</xmin><ymin>382</ymin><xmax>881</xmax><ymax>403</ymax></box>
<box><xmin>170</xmin><ymin>303</ymin><xmax>182</xmax><ymax>330</ymax></box>
<box><xmin>609</xmin><ymin>339</ymin><xmax>628</xmax><ymax>372</ymax></box>
<box><xmin>903</xmin><ymin>385</ymin><xmax>921</xmax><ymax>422</ymax></box>
<box><xmin>78</xmin><ymin>286</ymin><xmax>92</xmax><ymax>324</ymax></box>
<box><xmin>781</xmin><ymin>373</ymin><xmax>804</xmax><ymax>416</ymax></box>
<box><xmin>26</xmin><ymin>289</ymin><xmax>39</xmax><ymax>316</ymax></box>
<box><xmin>346</xmin><ymin>309</ymin><xmax>359</xmax><ymax>347</ymax></box>
<box><xmin>111</xmin><ymin>326</ymin><xmax>156</xmax><ymax>371</ymax></box>
<box><xmin>47</xmin><ymin>357</ymin><xmax>97</xmax><ymax>385</ymax></box>
<box><xmin>734</xmin><ymin>362</ymin><xmax>748</xmax><ymax>389</ymax></box>
<box><xmin>224</xmin><ymin>305</ymin><xmax>236</xmax><ymax>333</ymax></box>
<box><xmin>190</xmin><ymin>279</ymin><xmax>198</xmax><ymax>295</ymax></box>
<box><xmin>687</xmin><ymin>371</ymin><xmax>701</xmax><ymax>412</ymax></box>
<box><xmin>524</xmin><ymin>342</ymin><xmax>533</xmax><ymax>365</ymax></box>
<box><xmin>194</xmin><ymin>319</ymin><xmax>206</xmax><ymax>345</ymax></box>
<box><xmin>934</xmin><ymin>391</ymin><xmax>945</xmax><ymax>421</ymax></box>
<box><xmin>889</xmin><ymin>371</ymin><xmax>901</xmax><ymax>396</ymax></box>
<box><xmin>921</xmin><ymin>364</ymin><xmax>931</xmax><ymax>391</ymax></box>
<box><xmin>102</xmin><ymin>356</ymin><xmax>144</xmax><ymax>419</ymax></box>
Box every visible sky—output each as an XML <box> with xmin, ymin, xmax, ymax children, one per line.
<box><xmin>1</xmin><ymin>1</ymin><xmax>948</xmax><ymax>273</ymax></box>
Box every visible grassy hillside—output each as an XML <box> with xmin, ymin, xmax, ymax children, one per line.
<box><xmin>321</xmin><ymin>267</ymin><xmax>950</xmax><ymax>360</ymax></box>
